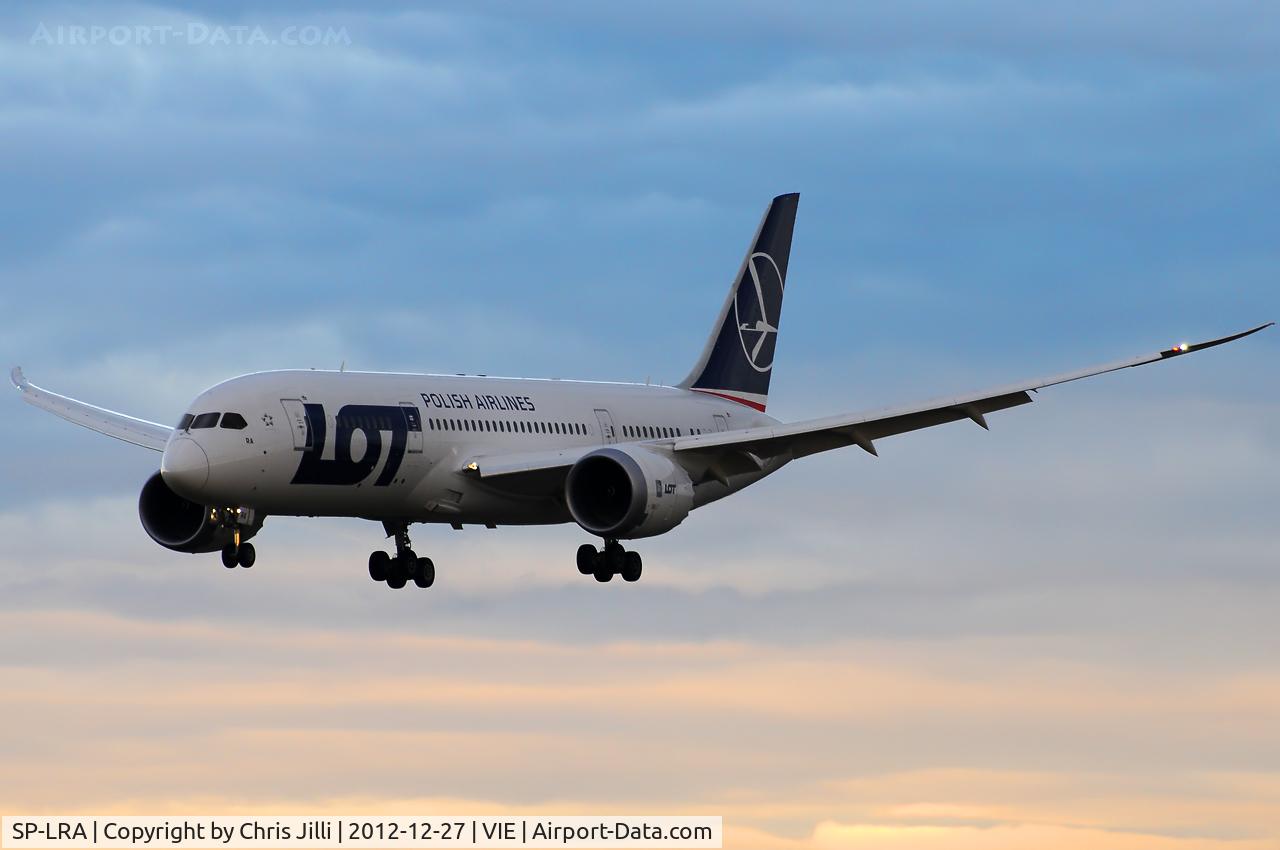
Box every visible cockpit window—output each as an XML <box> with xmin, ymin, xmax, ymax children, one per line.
<box><xmin>220</xmin><ymin>412</ymin><xmax>248</xmax><ymax>430</ymax></box>
<box><xmin>191</xmin><ymin>412</ymin><xmax>220</xmax><ymax>429</ymax></box>
<box><xmin>177</xmin><ymin>413</ymin><xmax>195</xmax><ymax>431</ymax></box>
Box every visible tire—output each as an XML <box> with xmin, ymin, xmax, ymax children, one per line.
<box><xmin>368</xmin><ymin>551</ymin><xmax>390</xmax><ymax>582</ymax></box>
<box><xmin>387</xmin><ymin>557</ymin><xmax>409</xmax><ymax>589</ymax></box>
<box><xmin>576</xmin><ymin>544</ymin><xmax>597</xmax><ymax>575</ymax></box>
<box><xmin>237</xmin><ymin>542</ymin><xmax>256</xmax><ymax>568</ymax></box>
<box><xmin>621</xmin><ymin>551</ymin><xmax>642</xmax><ymax>582</ymax></box>
<box><xmin>593</xmin><ymin>559</ymin><xmax>613</xmax><ymax>582</ymax></box>
<box><xmin>413</xmin><ymin>557</ymin><xmax>435</xmax><ymax>588</ymax></box>
<box><xmin>221</xmin><ymin>545</ymin><xmax>238</xmax><ymax>569</ymax></box>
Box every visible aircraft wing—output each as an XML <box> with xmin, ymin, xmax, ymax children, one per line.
<box><xmin>10</xmin><ymin>367</ymin><xmax>172</xmax><ymax>452</ymax></box>
<box><xmin>672</xmin><ymin>323</ymin><xmax>1273</xmax><ymax>462</ymax></box>
<box><xmin>458</xmin><ymin>323</ymin><xmax>1271</xmax><ymax>491</ymax></box>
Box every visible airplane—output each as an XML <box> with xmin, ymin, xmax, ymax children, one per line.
<box><xmin>10</xmin><ymin>193</ymin><xmax>1271</xmax><ymax>590</ymax></box>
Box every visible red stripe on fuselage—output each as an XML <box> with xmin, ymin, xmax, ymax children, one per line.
<box><xmin>690</xmin><ymin>388</ymin><xmax>767</xmax><ymax>412</ymax></box>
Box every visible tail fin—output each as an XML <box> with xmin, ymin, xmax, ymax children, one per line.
<box><xmin>678</xmin><ymin>192</ymin><xmax>799</xmax><ymax>412</ymax></box>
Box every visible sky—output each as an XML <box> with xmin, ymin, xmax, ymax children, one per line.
<box><xmin>0</xmin><ymin>2</ymin><xmax>1277</xmax><ymax>848</ymax></box>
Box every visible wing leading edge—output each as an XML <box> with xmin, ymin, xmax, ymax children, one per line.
<box><xmin>10</xmin><ymin>367</ymin><xmax>172</xmax><ymax>452</ymax></box>
<box><xmin>672</xmin><ymin>323</ymin><xmax>1274</xmax><ymax>461</ymax></box>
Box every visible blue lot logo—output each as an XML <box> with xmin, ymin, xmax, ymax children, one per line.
<box><xmin>291</xmin><ymin>403</ymin><xmax>412</xmax><ymax>486</ymax></box>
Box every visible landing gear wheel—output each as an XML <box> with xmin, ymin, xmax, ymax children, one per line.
<box><xmin>368</xmin><ymin>551</ymin><xmax>390</xmax><ymax>582</ymax></box>
<box><xmin>221</xmin><ymin>544</ymin><xmax>238</xmax><ymax>569</ymax></box>
<box><xmin>381</xmin><ymin>522</ymin><xmax>433</xmax><ymax>589</ymax></box>
<box><xmin>593</xmin><ymin>553</ymin><xmax>614</xmax><ymax>583</ymax></box>
<box><xmin>576</xmin><ymin>544</ymin><xmax>598</xmax><ymax>575</ymax></box>
<box><xmin>621</xmin><ymin>551</ymin><xmax>642</xmax><ymax>582</ymax></box>
<box><xmin>387</xmin><ymin>557</ymin><xmax>409</xmax><ymax>589</ymax></box>
<box><xmin>413</xmin><ymin>557</ymin><xmax>435</xmax><ymax>588</ymax></box>
<box><xmin>237</xmin><ymin>542</ymin><xmax>256</xmax><ymax>568</ymax></box>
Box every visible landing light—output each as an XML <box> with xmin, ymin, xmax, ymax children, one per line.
<box><xmin>1178</xmin><ymin>342</ymin><xmax>1189</xmax><ymax>352</ymax></box>
<box><xmin>466</xmin><ymin>462</ymin><xmax>478</xmax><ymax>471</ymax></box>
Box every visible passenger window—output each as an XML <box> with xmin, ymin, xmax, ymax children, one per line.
<box><xmin>192</xmin><ymin>412</ymin><xmax>220</xmax><ymax>429</ymax></box>
<box><xmin>177</xmin><ymin>413</ymin><xmax>194</xmax><ymax>431</ymax></box>
<box><xmin>220</xmin><ymin>412</ymin><xmax>248</xmax><ymax>430</ymax></box>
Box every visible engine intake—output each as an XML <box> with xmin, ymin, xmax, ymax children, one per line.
<box><xmin>565</xmin><ymin>447</ymin><xmax>694</xmax><ymax>539</ymax></box>
<box><xmin>138</xmin><ymin>471</ymin><xmax>260</xmax><ymax>553</ymax></box>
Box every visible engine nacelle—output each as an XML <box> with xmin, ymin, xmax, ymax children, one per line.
<box><xmin>138</xmin><ymin>471</ymin><xmax>260</xmax><ymax>553</ymax></box>
<box><xmin>565</xmin><ymin>446</ymin><xmax>694</xmax><ymax>539</ymax></box>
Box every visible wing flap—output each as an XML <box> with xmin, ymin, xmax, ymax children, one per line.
<box><xmin>11</xmin><ymin>367</ymin><xmax>172</xmax><ymax>452</ymax></box>
<box><xmin>471</xmin><ymin>445</ymin><xmax>595</xmax><ymax>480</ymax></box>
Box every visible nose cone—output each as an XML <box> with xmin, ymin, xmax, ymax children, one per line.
<box><xmin>161</xmin><ymin>436</ymin><xmax>209</xmax><ymax>496</ymax></box>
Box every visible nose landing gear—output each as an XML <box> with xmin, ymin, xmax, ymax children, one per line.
<box><xmin>370</xmin><ymin>522</ymin><xmax>435</xmax><ymax>589</ymax></box>
<box><xmin>215</xmin><ymin>506</ymin><xmax>257</xmax><ymax>568</ymax></box>
<box><xmin>577</xmin><ymin>540</ymin><xmax>642</xmax><ymax>583</ymax></box>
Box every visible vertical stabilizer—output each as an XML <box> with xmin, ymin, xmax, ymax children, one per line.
<box><xmin>678</xmin><ymin>193</ymin><xmax>799</xmax><ymax>411</ymax></box>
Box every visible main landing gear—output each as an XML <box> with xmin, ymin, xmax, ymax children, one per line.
<box><xmin>577</xmin><ymin>540</ymin><xmax>642</xmax><ymax>583</ymax></box>
<box><xmin>369</xmin><ymin>521</ymin><xmax>435</xmax><ymax>590</ymax></box>
<box><xmin>220</xmin><ymin>533</ymin><xmax>255</xmax><ymax>569</ymax></box>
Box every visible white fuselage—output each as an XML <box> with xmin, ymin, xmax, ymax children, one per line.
<box><xmin>161</xmin><ymin>370</ymin><xmax>782</xmax><ymax>526</ymax></box>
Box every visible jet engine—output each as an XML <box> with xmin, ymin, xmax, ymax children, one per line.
<box><xmin>138</xmin><ymin>471</ymin><xmax>261</xmax><ymax>553</ymax></box>
<box><xmin>565</xmin><ymin>446</ymin><xmax>694</xmax><ymax>539</ymax></box>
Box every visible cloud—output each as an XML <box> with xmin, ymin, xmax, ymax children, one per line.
<box><xmin>0</xmin><ymin>2</ymin><xmax>1276</xmax><ymax>846</ymax></box>
<box><xmin>2</xmin><ymin>613</ymin><xmax>1279</xmax><ymax>844</ymax></box>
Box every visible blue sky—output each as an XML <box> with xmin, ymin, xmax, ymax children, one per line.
<box><xmin>0</xmin><ymin>3</ymin><xmax>1277</xmax><ymax>847</ymax></box>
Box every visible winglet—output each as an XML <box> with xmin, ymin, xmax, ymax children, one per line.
<box><xmin>11</xmin><ymin>366</ymin><xmax>27</xmax><ymax>391</ymax></box>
